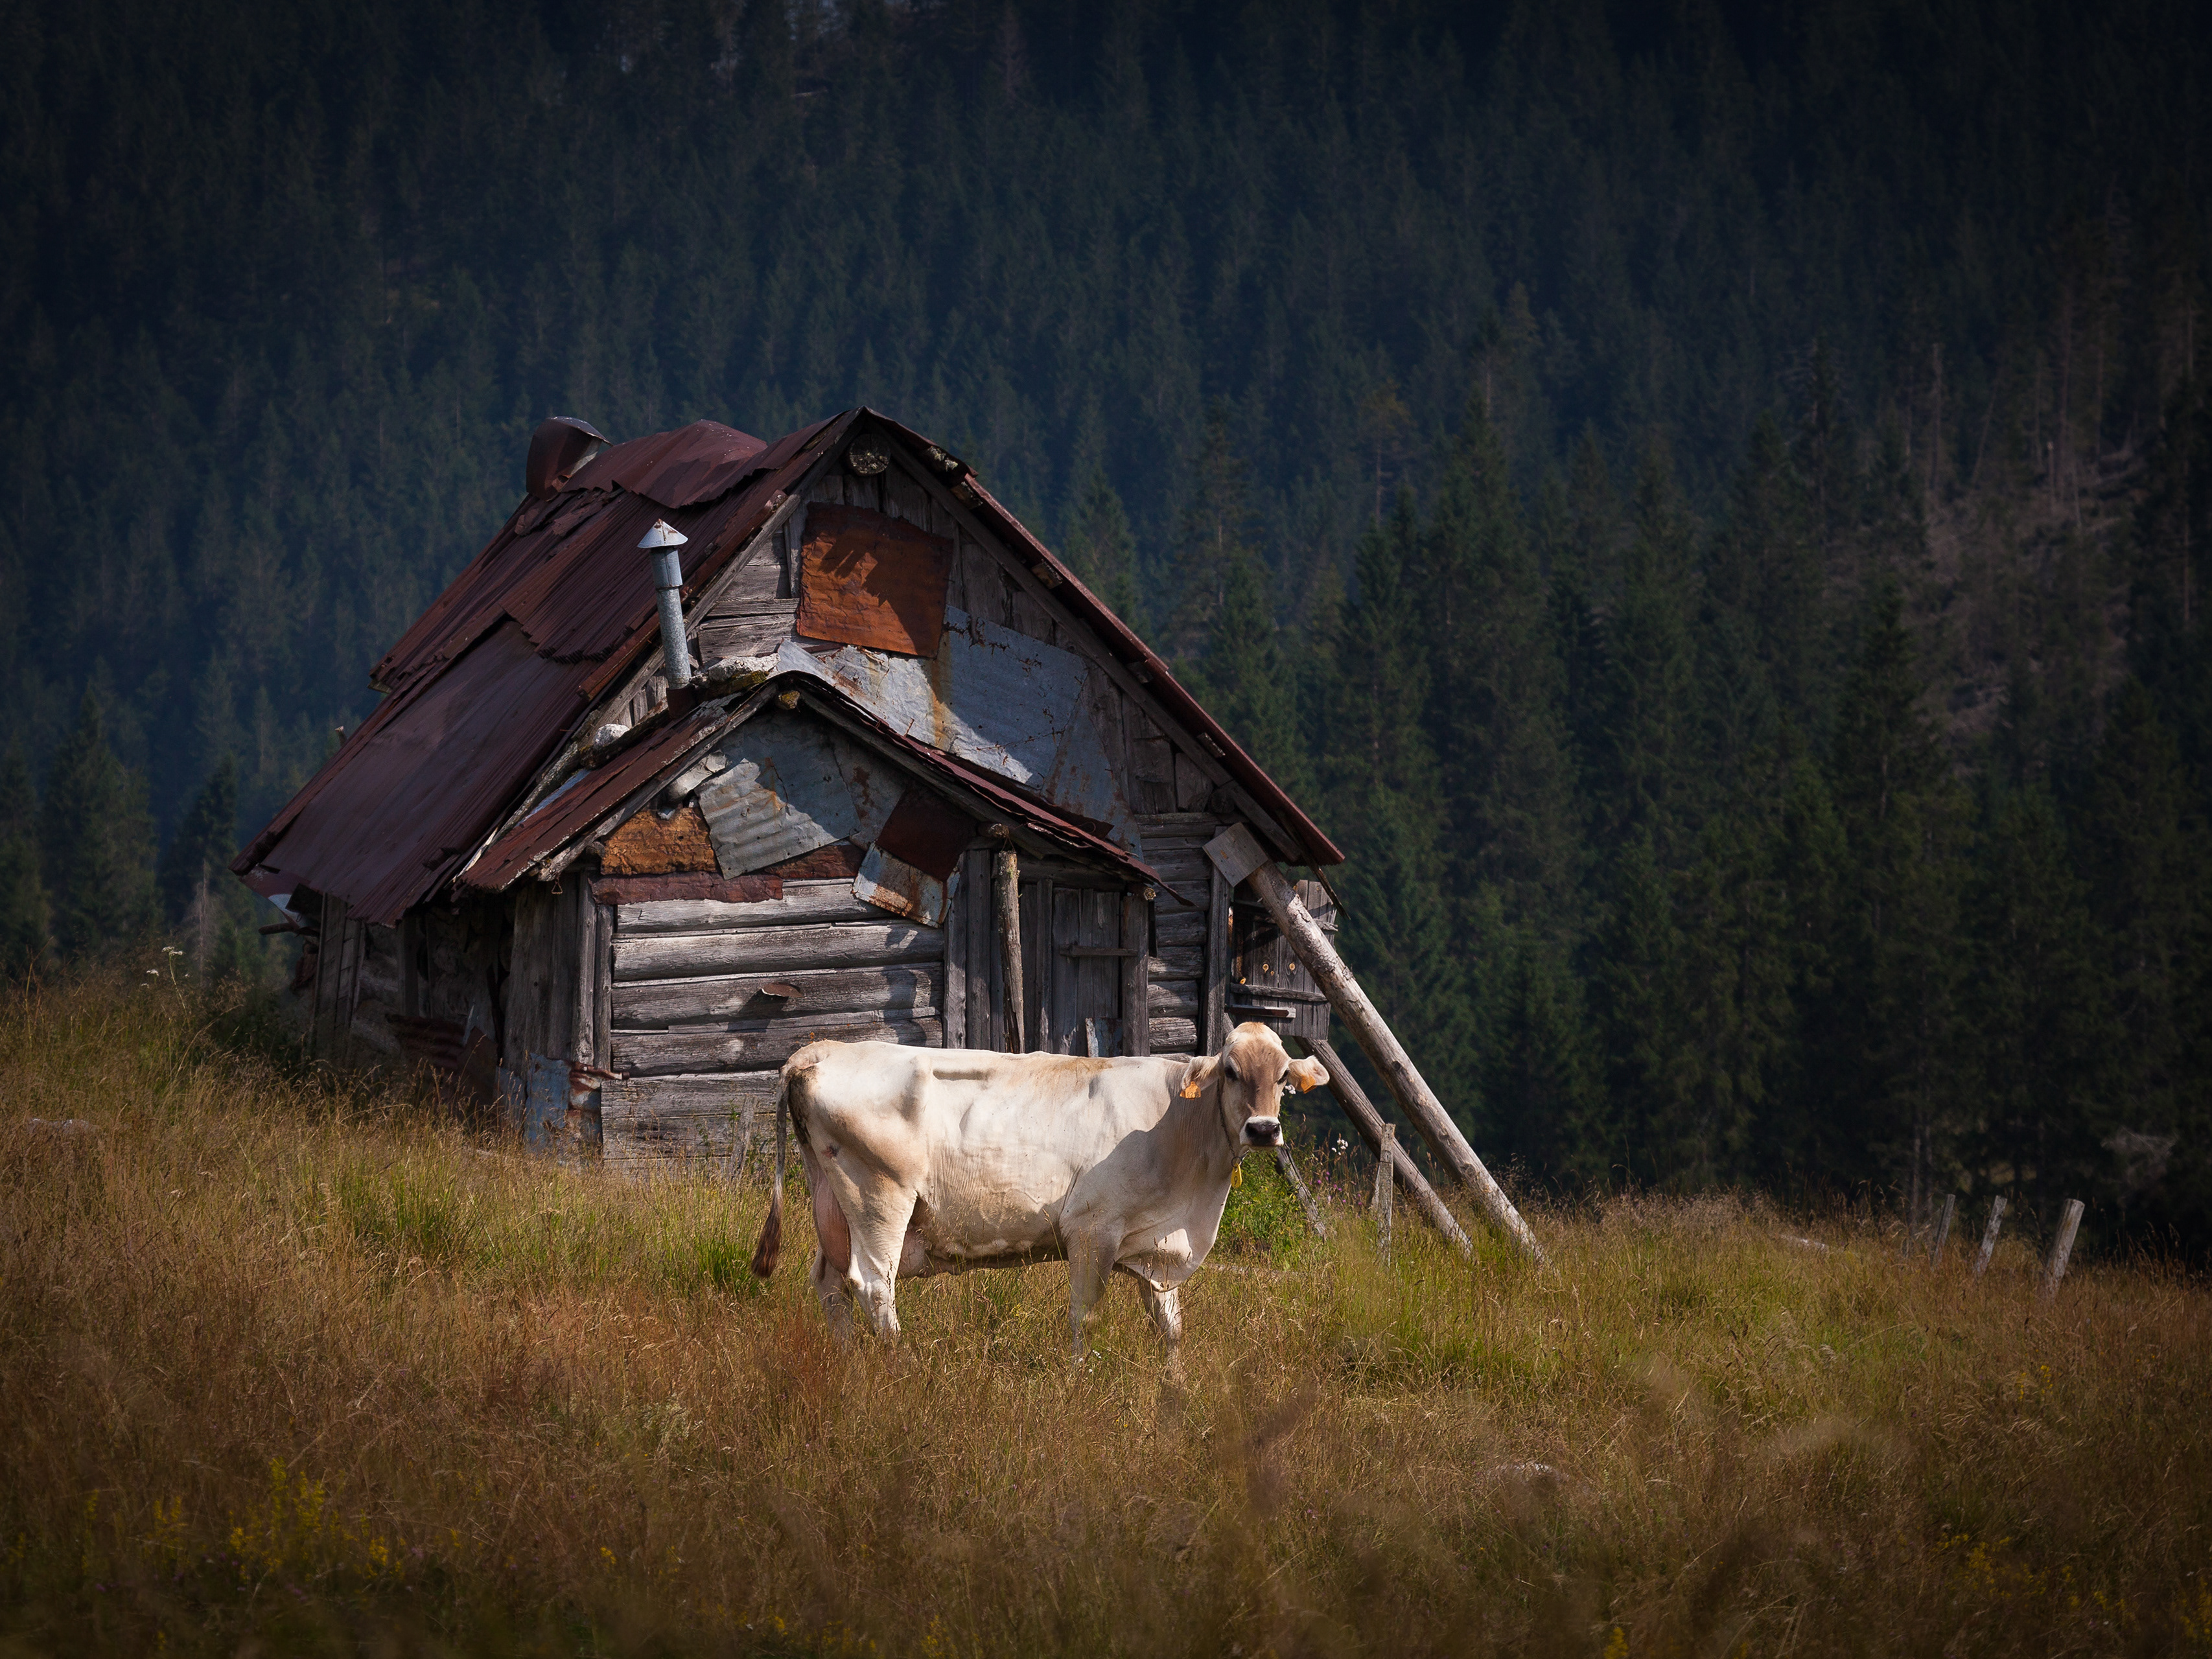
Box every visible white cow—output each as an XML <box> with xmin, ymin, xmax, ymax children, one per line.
<box><xmin>750</xmin><ymin>1021</ymin><xmax>1328</xmax><ymax>1354</ymax></box>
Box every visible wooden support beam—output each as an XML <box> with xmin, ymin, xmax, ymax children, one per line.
<box><xmin>1300</xmin><ymin>1036</ymin><xmax>1471</xmax><ymax>1257</ymax></box>
<box><xmin>994</xmin><ymin>847</ymin><xmax>1025</xmax><ymax>1053</ymax></box>
<box><xmin>1209</xmin><ymin>826</ymin><xmax>1543</xmax><ymax>1262</ymax></box>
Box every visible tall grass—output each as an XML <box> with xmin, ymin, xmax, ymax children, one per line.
<box><xmin>3</xmin><ymin>974</ymin><xmax>2209</xmax><ymax>1655</ymax></box>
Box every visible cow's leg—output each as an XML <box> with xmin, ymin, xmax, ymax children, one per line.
<box><xmin>842</xmin><ymin>1190</ymin><xmax>920</xmax><ymax>1341</ymax></box>
<box><xmin>1065</xmin><ymin>1237</ymin><xmax>1116</xmax><ymax>1360</ymax></box>
<box><xmin>802</xmin><ymin>1147</ymin><xmax>857</xmax><ymax>1343</ymax></box>
<box><xmin>1134</xmin><ymin>1278</ymin><xmax>1183</xmax><ymax>1352</ymax></box>
<box><xmin>809</xmin><ymin>1247</ymin><xmax>856</xmax><ymax>1343</ymax></box>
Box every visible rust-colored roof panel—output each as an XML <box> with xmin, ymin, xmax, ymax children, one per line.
<box><xmin>563</xmin><ymin>420</ymin><xmax>769</xmax><ymax>507</ymax></box>
<box><xmin>241</xmin><ymin>415</ymin><xmax>856</xmax><ymax>923</ymax></box>
<box><xmin>459</xmin><ymin>696</ymin><xmax>740</xmax><ymax>896</ymax></box>
<box><xmin>796</xmin><ymin>504</ymin><xmax>954</xmax><ymax>656</ymax></box>
<box><xmin>239</xmin><ymin>621</ymin><xmax>585</xmax><ymax>925</ymax></box>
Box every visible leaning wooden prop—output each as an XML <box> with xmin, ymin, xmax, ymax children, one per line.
<box><xmin>751</xmin><ymin>1021</ymin><xmax>1325</xmax><ymax>1356</ymax></box>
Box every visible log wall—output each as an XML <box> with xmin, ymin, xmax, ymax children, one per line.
<box><xmin>599</xmin><ymin>876</ymin><xmax>945</xmax><ymax>1174</ymax></box>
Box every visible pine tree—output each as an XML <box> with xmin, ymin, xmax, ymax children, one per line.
<box><xmin>1195</xmin><ymin>545</ymin><xmax>1309</xmax><ymax>802</ymax></box>
<box><xmin>1064</xmin><ymin>469</ymin><xmax>1144</xmax><ymax>635</ymax></box>
<box><xmin>2080</xmin><ymin>681</ymin><xmax>2194</xmax><ymax>1137</ymax></box>
<box><xmin>1961</xmin><ymin>779</ymin><xmax>2108</xmax><ymax>1212</ymax></box>
<box><xmin>1824</xmin><ymin>585</ymin><xmax>1966</xmax><ymax>1222</ymax></box>
<box><xmin>1323</xmin><ymin>504</ymin><xmax>1474</xmax><ymax>1131</ymax></box>
<box><xmin>1166</xmin><ymin>403</ymin><xmax>1259</xmax><ymax>669</ymax></box>
<box><xmin>1596</xmin><ymin>440</ymin><xmax>1705</xmax><ymax>866</ymax></box>
<box><xmin>1585</xmin><ymin>830</ymin><xmax>1694</xmax><ymax>1187</ymax></box>
<box><xmin>1423</xmin><ymin>397</ymin><xmax>1578</xmax><ymax>929</ymax></box>
<box><xmin>0</xmin><ymin>744</ymin><xmax>50</xmax><ymax>976</ymax></box>
<box><xmin>41</xmin><ymin>692</ymin><xmax>159</xmax><ymax>961</ymax></box>
<box><xmin>159</xmin><ymin>754</ymin><xmax>239</xmax><ymax>925</ymax></box>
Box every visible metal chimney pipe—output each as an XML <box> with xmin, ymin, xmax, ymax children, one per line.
<box><xmin>638</xmin><ymin>518</ymin><xmax>693</xmax><ymax>689</ymax></box>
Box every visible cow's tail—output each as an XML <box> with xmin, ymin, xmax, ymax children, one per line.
<box><xmin>750</xmin><ymin>1067</ymin><xmax>792</xmax><ymax>1277</ymax></box>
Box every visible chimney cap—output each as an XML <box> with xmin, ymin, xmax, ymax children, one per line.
<box><xmin>525</xmin><ymin>415</ymin><xmax>609</xmax><ymax>499</ymax></box>
<box><xmin>638</xmin><ymin>519</ymin><xmax>690</xmax><ymax>550</ymax></box>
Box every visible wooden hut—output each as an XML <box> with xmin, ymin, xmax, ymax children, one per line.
<box><xmin>233</xmin><ymin>408</ymin><xmax>1538</xmax><ymax>1255</ymax></box>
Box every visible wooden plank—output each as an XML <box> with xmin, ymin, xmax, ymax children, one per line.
<box><xmin>704</xmin><ymin>549</ymin><xmax>785</xmax><ymax>614</ymax></box>
<box><xmin>1148</xmin><ymin>1017</ymin><xmax>1198</xmax><ymax>1054</ymax></box>
<box><xmin>1156</xmin><ymin>909</ymin><xmax>1207</xmax><ymax>948</ymax></box>
<box><xmin>1302</xmin><ymin>1036</ymin><xmax>1472</xmax><ymax>1257</ymax></box>
<box><xmin>1204</xmin><ymin>857</ymin><xmax>1229</xmax><ymax>1054</ymax></box>
<box><xmin>612</xmin><ymin>1013</ymin><xmax>941</xmax><ymax>1076</ymax></box>
<box><xmin>698</xmin><ymin>612</ymin><xmax>800</xmax><ymax>664</ymax></box>
<box><xmin>603</xmin><ymin>1073</ymin><xmax>779</xmax><ymax>1176</ymax></box>
<box><xmin>994</xmin><ymin>849</ymin><xmax>1025</xmax><ymax>1051</ymax></box>
<box><xmin>1210</xmin><ymin>826</ymin><xmax>1543</xmax><ymax>1263</ymax></box>
<box><xmin>1123</xmin><ymin>890</ymin><xmax>1150</xmax><ymax>1056</ymax></box>
<box><xmin>1147</xmin><ymin>979</ymin><xmax>1200</xmax><ymax>1020</ymax></box>
<box><xmin>571</xmin><ymin>882</ymin><xmax>599</xmax><ymax>1061</ymax></box>
<box><xmin>592</xmin><ymin>900</ymin><xmax>613</xmax><ymax>1069</ymax></box>
<box><xmin>964</xmin><ymin>847</ymin><xmax>994</xmax><ymax>1049</ymax></box>
<box><xmin>612</xmin><ymin>920</ymin><xmax>940</xmax><ymax>982</ymax></box>
<box><xmin>942</xmin><ymin>855</ymin><xmax>966</xmax><ymax>1050</ymax></box>
<box><xmin>613</xmin><ymin>964</ymin><xmax>938</xmax><ymax>1027</ymax></box>
<box><xmin>505</xmin><ymin>883</ymin><xmax>583</xmax><ymax>1064</ymax></box>
<box><xmin>615</xmin><ymin>881</ymin><xmax>881</xmax><ymax>936</ymax></box>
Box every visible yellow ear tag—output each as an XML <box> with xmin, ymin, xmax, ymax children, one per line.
<box><xmin>1230</xmin><ymin>1163</ymin><xmax>1243</xmax><ymax>1189</ymax></box>
<box><xmin>1180</xmin><ymin>1082</ymin><xmax>1202</xmax><ymax>1098</ymax></box>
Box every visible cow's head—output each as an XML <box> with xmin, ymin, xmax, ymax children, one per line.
<box><xmin>1178</xmin><ymin>1021</ymin><xmax>1328</xmax><ymax>1148</ymax></box>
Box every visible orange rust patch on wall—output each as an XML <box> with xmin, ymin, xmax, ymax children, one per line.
<box><xmin>796</xmin><ymin>504</ymin><xmax>953</xmax><ymax>656</ymax></box>
<box><xmin>762</xmin><ymin>840</ymin><xmax>867</xmax><ymax>880</ymax></box>
<box><xmin>600</xmin><ymin>803</ymin><xmax>719</xmax><ymax>875</ymax></box>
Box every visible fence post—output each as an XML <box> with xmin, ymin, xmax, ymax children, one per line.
<box><xmin>2040</xmin><ymin>1199</ymin><xmax>2085</xmax><ymax>1301</ymax></box>
<box><xmin>1373</xmin><ymin>1125</ymin><xmax>1395</xmax><ymax>1263</ymax></box>
<box><xmin>1972</xmin><ymin>1195</ymin><xmax>2007</xmax><ymax>1277</ymax></box>
<box><xmin>1928</xmin><ymin>1193</ymin><xmax>1957</xmax><ymax>1265</ymax></box>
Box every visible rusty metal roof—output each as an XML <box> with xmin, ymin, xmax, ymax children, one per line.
<box><xmin>236</xmin><ymin>416</ymin><xmax>850</xmax><ymax>923</ymax></box>
<box><xmin>235</xmin><ymin>404</ymin><xmax>1333</xmax><ymax>928</ymax></box>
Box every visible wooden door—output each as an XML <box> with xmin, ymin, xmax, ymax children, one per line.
<box><xmin>1017</xmin><ymin>875</ymin><xmax>1149</xmax><ymax>1055</ymax></box>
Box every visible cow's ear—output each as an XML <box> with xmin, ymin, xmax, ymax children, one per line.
<box><xmin>1286</xmin><ymin>1056</ymin><xmax>1328</xmax><ymax>1093</ymax></box>
<box><xmin>1178</xmin><ymin>1054</ymin><xmax>1223</xmax><ymax>1098</ymax></box>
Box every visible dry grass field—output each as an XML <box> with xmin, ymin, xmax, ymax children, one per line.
<box><xmin>3</xmin><ymin>976</ymin><xmax>2209</xmax><ymax>1656</ymax></box>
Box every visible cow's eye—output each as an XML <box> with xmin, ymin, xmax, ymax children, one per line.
<box><xmin>1223</xmin><ymin>1061</ymin><xmax>1241</xmax><ymax>1084</ymax></box>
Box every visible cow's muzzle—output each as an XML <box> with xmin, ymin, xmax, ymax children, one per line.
<box><xmin>1242</xmin><ymin>1116</ymin><xmax>1283</xmax><ymax>1148</ymax></box>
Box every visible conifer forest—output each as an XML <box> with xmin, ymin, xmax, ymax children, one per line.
<box><xmin>4</xmin><ymin>0</ymin><xmax>2210</xmax><ymax>1251</ymax></box>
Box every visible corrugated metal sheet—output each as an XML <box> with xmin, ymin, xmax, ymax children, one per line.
<box><xmin>693</xmin><ymin>710</ymin><xmax>900</xmax><ymax>875</ymax></box>
<box><xmin>772</xmin><ymin>610</ymin><xmax>1134</xmax><ymax>843</ymax></box>
<box><xmin>237</xmin><ymin>620</ymin><xmax>586</xmax><ymax>924</ymax></box>
<box><xmin>795</xmin><ymin>503</ymin><xmax>954</xmax><ymax>656</ymax></box>
<box><xmin>563</xmin><ymin>420</ymin><xmax>769</xmax><ymax>509</ymax></box>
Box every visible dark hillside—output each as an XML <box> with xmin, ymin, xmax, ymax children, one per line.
<box><xmin>3</xmin><ymin>0</ymin><xmax>2209</xmax><ymax>1239</ymax></box>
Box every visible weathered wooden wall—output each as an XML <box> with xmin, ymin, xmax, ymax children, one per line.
<box><xmin>598</xmin><ymin>877</ymin><xmax>944</xmax><ymax>1174</ymax></box>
